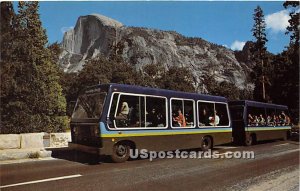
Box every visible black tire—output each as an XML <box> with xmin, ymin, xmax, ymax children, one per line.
<box><xmin>245</xmin><ymin>134</ymin><xmax>255</xmax><ymax>146</ymax></box>
<box><xmin>200</xmin><ymin>136</ymin><xmax>213</xmax><ymax>151</ymax></box>
<box><xmin>111</xmin><ymin>143</ymin><xmax>131</xmax><ymax>163</ymax></box>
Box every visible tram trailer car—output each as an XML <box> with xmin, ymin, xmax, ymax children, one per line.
<box><xmin>229</xmin><ymin>100</ymin><xmax>291</xmax><ymax>146</ymax></box>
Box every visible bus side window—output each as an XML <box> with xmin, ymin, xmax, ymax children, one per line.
<box><xmin>198</xmin><ymin>101</ymin><xmax>214</xmax><ymax>127</ymax></box>
<box><xmin>171</xmin><ymin>99</ymin><xmax>195</xmax><ymax>128</ymax></box>
<box><xmin>215</xmin><ymin>103</ymin><xmax>229</xmax><ymax>126</ymax></box>
<box><xmin>146</xmin><ymin>97</ymin><xmax>167</xmax><ymax>127</ymax></box>
<box><xmin>116</xmin><ymin>95</ymin><xmax>145</xmax><ymax>128</ymax></box>
<box><xmin>184</xmin><ymin>101</ymin><xmax>195</xmax><ymax>127</ymax></box>
<box><xmin>171</xmin><ymin>99</ymin><xmax>184</xmax><ymax>127</ymax></box>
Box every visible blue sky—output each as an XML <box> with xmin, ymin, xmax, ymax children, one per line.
<box><xmin>33</xmin><ymin>1</ymin><xmax>290</xmax><ymax>54</ymax></box>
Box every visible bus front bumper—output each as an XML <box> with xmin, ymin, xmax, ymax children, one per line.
<box><xmin>68</xmin><ymin>142</ymin><xmax>102</xmax><ymax>155</ymax></box>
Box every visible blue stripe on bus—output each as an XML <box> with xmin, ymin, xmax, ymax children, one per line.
<box><xmin>99</xmin><ymin>122</ymin><xmax>232</xmax><ymax>137</ymax></box>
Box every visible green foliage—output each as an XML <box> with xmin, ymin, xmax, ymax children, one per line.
<box><xmin>1</xmin><ymin>2</ymin><xmax>67</xmax><ymax>133</ymax></box>
<box><xmin>283</xmin><ymin>1</ymin><xmax>299</xmax><ymax>48</ymax></box>
<box><xmin>138</xmin><ymin>63</ymin><xmax>165</xmax><ymax>88</ymax></box>
<box><xmin>202</xmin><ymin>75</ymin><xmax>244</xmax><ymax>101</ymax></box>
<box><xmin>270</xmin><ymin>48</ymin><xmax>299</xmax><ymax>123</ymax></box>
<box><xmin>251</xmin><ymin>6</ymin><xmax>268</xmax><ymax>54</ymax></box>
<box><xmin>250</xmin><ymin>6</ymin><xmax>272</xmax><ymax>102</ymax></box>
<box><xmin>162</xmin><ymin>66</ymin><xmax>196</xmax><ymax>93</ymax></box>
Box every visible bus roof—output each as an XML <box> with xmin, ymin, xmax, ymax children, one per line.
<box><xmin>229</xmin><ymin>100</ymin><xmax>288</xmax><ymax>110</ymax></box>
<box><xmin>86</xmin><ymin>83</ymin><xmax>228</xmax><ymax>103</ymax></box>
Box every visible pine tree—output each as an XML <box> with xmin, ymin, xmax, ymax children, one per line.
<box><xmin>283</xmin><ymin>1</ymin><xmax>299</xmax><ymax>49</ymax></box>
<box><xmin>0</xmin><ymin>2</ymin><xmax>17</xmax><ymax>133</ymax></box>
<box><xmin>270</xmin><ymin>1</ymin><xmax>299</xmax><ymax>123</ymax></box>
<box><xmin>251</xmin><ymin>6</ymin><xmax>269</xmax><ymax>102</ymax></box>
<box><xmin>1</xmin><ymin>2</ymin><xmax>67</xmax><ymax>133</ymax></box>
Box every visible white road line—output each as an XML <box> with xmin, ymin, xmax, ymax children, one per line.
<box><xmin>273</xmin><ymin>143</ymin><xmax>290</xmax><ymax>147</ymax></box>
<box><xmin>0</xmin><ymin>174</ymin><xmax>82</xmax><ymax>189</ymax></box>
<box><xmin>214</xmin><ymin>146</ymin><xmax>238</xmax><ymax>149</ymax></box>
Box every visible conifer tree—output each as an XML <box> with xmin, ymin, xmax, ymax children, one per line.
<box><xmin>251</xmin><ymin>6</ymin><xmax>269</xmax><ymax>101</ymax></box>
<box><xmin>1</xmin><ymin>2</ymin><xmax>67</xmax><ymax>133</ymax></box>
<box><xmin>0</xmin><ymin>2</ymin><xmax>17</xmax><ymax>133</ymax></box>
<box><xmin>283</xmin><ymin>1</ymin><xmax>299</xmax><ymax>49</ymax></box>
<box><xmin>270</xmin><ymin>2</ymin><xmax>299</xmax><ymax>122</ymax></box>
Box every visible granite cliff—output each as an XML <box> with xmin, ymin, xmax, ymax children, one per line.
<box><xmin>59</xmin><ymin>14</ymin><xmax>254</xmax><ymax>90</ymax></box>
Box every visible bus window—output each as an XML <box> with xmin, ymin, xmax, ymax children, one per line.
<box><xmin>198</xmin><ymin>101</ymin><xmax>214</xmax><ymax>127</ymax></box>
<box><xmin>171</xmin><ymin>99</ymin><xmax>184</xmax><ymax>127</ymax></box>
<box><xmin>114</xmin><ymin>94</ymin><xmax>145</xmax><ymax>128</ymax></box>
<box><xmin>247</xmin><ymin>107</ymin><xmax>266</xmax><ymax>127</ymax></box>
<box><xmin>146</xmin><ymin>97</ymin><xmax>167</xmax><ymax>127</ymax></box>
<box><xmin>171</xmin><ymin>99</ymin><xmax>194</xmax><ymax>128</ymax></box>
<box><xmin>184</xmin><ymin>101</ymin><xmax>195</xmax><ymax>127</ymax></box>
<box><xmin>215</xmin><ymin>103</ymin><xmax>229</xmax><ymax>126</ymax></box>
<box><xmin>72</xmin><ymin>91</ymin><xmax>106</xmax><ymax>120</ymax></box>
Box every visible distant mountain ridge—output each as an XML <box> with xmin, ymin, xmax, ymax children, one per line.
<box><xmin>59</xmin><ymin>14</ymin><xmax>254</xmax><ymax>90</ymax></box>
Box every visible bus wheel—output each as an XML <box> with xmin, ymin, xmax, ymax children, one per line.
<box><xmin>245</xmin><ymin>134</ymin><xmax>255</xmax><ymax>146</ymax></box>
<box><xmin>200</xmin><ymin>136</ymin><xmax>213</xmax><ymax>151</ymax></box>
<box><xmin>111</xmin><ymin>143</ymin><xmax>131</xmax><ymax>163</ymax></box>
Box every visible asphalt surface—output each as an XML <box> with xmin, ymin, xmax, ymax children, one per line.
<box><xmin>0</xmin><ymin>138</ymin><xmax>299</xmax><ymax>191</ymax></box>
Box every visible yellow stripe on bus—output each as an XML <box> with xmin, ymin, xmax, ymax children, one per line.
<box><xmin>101</xmin><ymin>129</ymin><xmax>232</xmax><ymax>138</ymax></box>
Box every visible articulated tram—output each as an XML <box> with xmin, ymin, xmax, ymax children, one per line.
<box><xmin>69</xmin><ymin>84</ymin><xmax>291</xmax><ymax>162</ymax></box>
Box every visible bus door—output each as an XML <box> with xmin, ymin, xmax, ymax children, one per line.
<box><xmin>230</xmin><ymin>105</ymin><xmax>246</xmax><ymax>144</ymax></box>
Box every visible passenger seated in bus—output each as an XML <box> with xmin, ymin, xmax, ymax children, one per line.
<box><xmin>248</xmin><ymin>114</ymin><xmax>254</xmax><ymax>126</ymax></box>
<box><xmin>258</xmin><ymin>114</ymin><xmax>266</xmax><ymax>126</ymax></box>
<box><xmin>115</xmin><ymin>101</ymin><xmax>129</xmax><ymax>120</ymax></box>
<box><xmin>285</xmin><ymin>115</ymin><xmax>291</xmax><ymax>126</ymax></box>
<box><xmin>172</xmin><ymin>112</ymin><xmax>180</xmax><ymax>127</ymax></box>
<box><xmin>174</xmin><ymin>109</ymin><xmax>186</xmax><ymax>127</ymax></box>
<box><xmin>273</xmin><ymin>115</ymin><xmax>279</xmax><ymax>126</ymax></box>
<box><xmin>185</xmin><ymin>111</ymin><xmax>194</xmax><ymax>126</ymax></box>
<box><xmin>156</xmin><ymin>112</ymin><xmax>165</xmax><ymax>127</ymax></box>
<box><xmin>280</xmin><ymin>111</ymin><xmax>287</xmax><ymax>125</ymax></box>
<box><xmin>128</xmin><ymin>105</ymin><xmax>139</xmax><ymax>126</ymax></box>
<box><xmin>199</xmin><ymin>108</ymin><xmax>209</xmax><ymax>126</ymax></box>
<box><xmin>279</xmin><ymin>115</ymin><xmax>285</xmax><ymax>126</ymax></box>
<box><xmin>209</xmin><ymin>110</ymin><xmax>220</xmax><ymax>126</ymax></box>
<box><xmin>252</xmin><ymin>115</ymin><xmax>259</xmax><ymax>126</ymax></box>
<box><xmin>147</xmin><ymin>108</ymin><xmax>159</xmax><ymax>127</ymax></box>
<box><xmin>267</xmin><ymin>115</ymin><xmax>274</xmax><ymax>126</ymax></box>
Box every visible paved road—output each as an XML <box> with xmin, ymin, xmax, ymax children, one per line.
<box><xmin>0</xmin><ymin>139</ymin><xmax>299</xmax><ymax>191</ymax></box>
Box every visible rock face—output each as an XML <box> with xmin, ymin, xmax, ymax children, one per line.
<box><xmin>59</xmin><ymin>14</ymin><xmax>253</xmax><ymax>90</ymax></box>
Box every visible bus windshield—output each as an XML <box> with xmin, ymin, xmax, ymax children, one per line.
<box><xmin>72</xmin><ymin>90</ymin><xmax>106</xmax><ymax>120</ymax></box>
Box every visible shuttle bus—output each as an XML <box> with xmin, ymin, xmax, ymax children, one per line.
<box><xmin>69</xmin><ymin>84</ymin><xmax>232</xmax><ymax>162</ymax></box>
<box><xmin>229</xmin><ymin>100</ymin><xmax>291</xmax><ymax>146</ymax></box>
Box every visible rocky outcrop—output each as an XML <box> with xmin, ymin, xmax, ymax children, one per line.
<box><xmin>59</xmin><ymin>14</ymin><xmax>253</xmax><ymax>90</ymax></box>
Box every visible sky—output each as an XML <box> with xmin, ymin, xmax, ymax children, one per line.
<box><xmin>32</xmin><ymin>1</ymin><xmax>291</xmax><ymax>54</ymax></box>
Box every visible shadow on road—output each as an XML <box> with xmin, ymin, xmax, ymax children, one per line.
<box><xmin>48</xmin><ymin>135</ymin><xmax>299</xmax><ymax>165</ymax></box>
<box><xmin>49</xmin><ymin>148</ymin><xmax>112</xmax><ymax>165</ymax></box>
